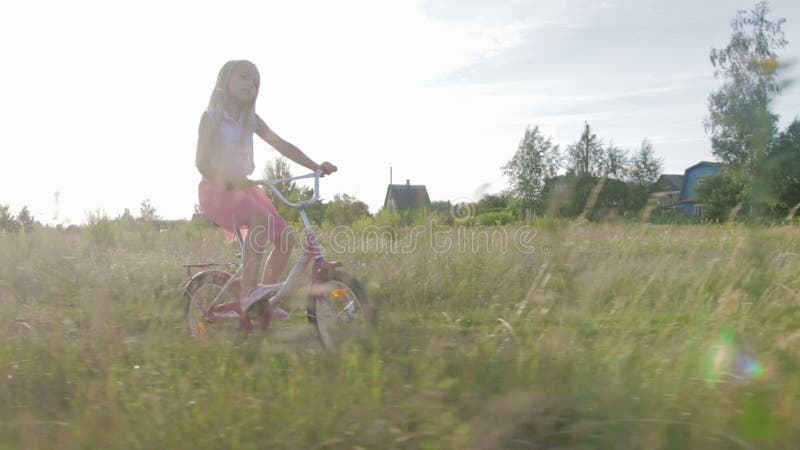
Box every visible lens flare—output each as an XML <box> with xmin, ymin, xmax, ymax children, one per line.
<box><xmin>705</xmin><ymin>328</ymin><xmax>768</xmax><ymax>386</ymax></box>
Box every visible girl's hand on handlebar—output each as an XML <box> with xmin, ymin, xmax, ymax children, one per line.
<box><xmin>318</xmin><ymin>161</ymin><xmax>337</xmax><ymax>176</ymax></box>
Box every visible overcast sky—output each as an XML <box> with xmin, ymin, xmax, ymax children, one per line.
<box><xmin>1</xmin><ymin>0</ymin><xmax>798</xmax><ymax>225</ymax></box>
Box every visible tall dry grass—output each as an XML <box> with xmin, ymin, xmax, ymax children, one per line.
<box><xmin>1</xmin><ymin>221</ymin><xmax>799</xmax><ymax>449</ymax></box>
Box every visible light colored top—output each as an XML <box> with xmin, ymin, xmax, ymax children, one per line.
<box><xmin>209</xmin><ymin>108</ymin><xmax>256</xmax><ymax>180</ymax></box>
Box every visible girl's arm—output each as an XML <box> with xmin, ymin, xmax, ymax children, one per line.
<box><xmin>255</xmin><ymin>115</ymin><xmax>336</xmax><ymax>174</ymax></box>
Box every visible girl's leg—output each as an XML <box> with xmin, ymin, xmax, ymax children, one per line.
<box><xmin>241</xmin><ymin>213</ymin><xmax>270</xmax><ymax>298</ymax></box>
<box><xmin>261</xmin><ymin>229</ymin><xmax>296</xmax><ymax>285</ymax></box>
<box><xmin>241</xmin><ymin>214</ymin><xmax>292</xmax><ymax>320</ymax></box>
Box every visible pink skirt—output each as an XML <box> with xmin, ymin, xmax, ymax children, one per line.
<box><xmin>198</xmin><ymin>179</ymin><xmax>289</xmax><ymax>243</ymax></box>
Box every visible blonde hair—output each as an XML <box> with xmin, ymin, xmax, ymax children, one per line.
<box><xmin>206</xmin><ymin>60</ymin><xmax>259</xmax><ymax>137</ymax></box>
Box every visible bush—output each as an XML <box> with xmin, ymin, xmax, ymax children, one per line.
<box><xmin>648</xmin><ymin>209</ymin><xmax>703</xmax><ymax>225</ymax></box>
<box><xmin>84</xmin><ymin>210</ymin><xmax>113</xmax><ymax>244</ymax></box>
<box><xmin>476</xmin><ymin>211</ymin><xmax>514</xmax><ymax>226</ymax></box>
<box><xmin>694</xmin><ymin>171</ymin><xmax>746</xmax><ymax>222</ymax></box>
<box><xmin>543</xmin><ymin>174</ymin><xmax>645</xmax><ymax>220</ymax></box>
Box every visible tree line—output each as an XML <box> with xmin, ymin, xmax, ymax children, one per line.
<box><xmin>0</xmin><ymin>205</ymin><xmax>37</xmax><ymax>233</ymax></box>
<box><xmin>257</xmin><ymin>156</ymin><xmax>371</xmax><ymax>226</ymax></box>
<box><xmin>501</xmin><ymin>123</ymin><xmax>663</xmax><ymax>220</ymax></box>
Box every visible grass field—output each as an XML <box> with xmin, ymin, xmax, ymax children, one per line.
<box><xmin>1</xmin><ymin>221</ymin><xmax>799</xmax><ymax>449</ymax></box>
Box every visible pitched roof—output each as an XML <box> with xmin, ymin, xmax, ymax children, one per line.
<box><xmin>684</xmin><ymin>161</ymin><xmax>720</xmax><ymax>173</ymax></box>
<box><xmin>653</xmin><ymin>174</ymin><xmax>684</xmax><ymax>192</ymax></box>
<box><xmin>383</xmin><ymin>182</ymin><xmax>431</xmax><ymax>211</ymax></box>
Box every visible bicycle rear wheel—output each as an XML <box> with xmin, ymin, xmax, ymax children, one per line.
<box><xmin>306</xmin><ymin>271</ymin><xmax>374</xmax><ymax>352</ymax></box>
<box><xmin>183</xmin><ymin>269</ymin><xmax>241</xmax><ymax>340</ymax></box>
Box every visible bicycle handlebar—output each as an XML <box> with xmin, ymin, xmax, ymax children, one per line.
<box><xmin>252</xmin><ymin>170</ymin><xmax>324</xmax><ymax>208</ymax></box>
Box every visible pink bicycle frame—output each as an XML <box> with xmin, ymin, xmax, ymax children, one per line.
<box><xmin>237</xmin><ymin>170</ymin><xmax>335</xmax><ymax>314</ymax></box>
<box><xmin>187</xmin><ymin>170</ymin><xmax>339</xmax><ymax>331</ymax></box>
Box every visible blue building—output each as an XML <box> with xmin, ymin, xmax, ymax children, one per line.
<box><xmin>667</xmin><ymin>161</ymin><xmax>720</xmax><ymax>216</ymax></box>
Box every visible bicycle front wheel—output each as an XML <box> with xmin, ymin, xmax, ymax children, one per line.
<box><xmin>183</xmin><ymin>269</ymin><xmax>241</xmax><ymax>340</ymax></box>
<box><xmin>307</xmin><ymin>271</ymin><xmax>374</xmax><ymax>352</ymax></box>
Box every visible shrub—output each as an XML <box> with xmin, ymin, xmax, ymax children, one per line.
<box><xmin>476</xmin><ymin>211</ymin><xmax>514</xmax><ymax>226</ymax></box>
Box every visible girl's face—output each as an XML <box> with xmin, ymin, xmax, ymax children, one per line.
<box><xmin>227</xmin><ymin>62</ymin><xmax>260</xmax><ymax>106</ymax></box>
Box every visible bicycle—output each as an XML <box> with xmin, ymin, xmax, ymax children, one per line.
<box><xmin>181</xmin><ymin>170</ymin><xmax>374</xmax><ymax>351</ymax></box>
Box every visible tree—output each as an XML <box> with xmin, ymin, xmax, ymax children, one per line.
<box><xmin>600</xmin><ymin>141</ymin><xmax>628</xmax><ymax>179</ymax></box>
<box><xmin>502</xmin><ymin>125</ymin><xmax>561</xmax><ymax>209</ymax></box>
<box><xmin>430</xmin><ymin>200</ymin><xmax>452</xmax><ymax>213</ymax></box>
<box><xmin>16</xmin><ymin>206</ymin><xmax>35</xmax><ymax>232</ymax></box>
<box><xmin>117</xmin><ymin>208</ymin><xmax>135</xmax><ymax>222</ymax></box>
<box><xmin>759</xmin><ymin>119</ymin><xmax>800</xmax><ymax>216</ymax></box>
<box><xmin>705</xmin><ymin>1</ymin><xmax>787</xmax><ymax>171</ymax></box>
<box><xmin>628</xmin><ymin>139</ymin><xmax>663</xmax><ymax>186</ymax></box>
<box><xmin>567</xmin><ymin>122</ymin><xmax>604</xmax><ymax>176</ymax></box>
<box><xmin>695</xmin><ymin>171</ymin><xmax>747</xmax><ymax>221</ymax></box>
<box><xmin>0</xmin><ymin>204</ymin><xmax>20</xmax><ymax>233</ymax></box>
<box><xmin>263</xmin><ymin>156</ymin><xmax>326</xmax><ymax>224</ymax></box>
<box><xmin>543</xmin><ymin>174</ymin><xmax>640</xmax><ymax>220</ymax></box>
<box><xmin>475</xmin><ymin>193</ymin><xmax>512</xmax><ymax>215</ymax></box>
<box><xmin>138</xmin><ymin>199</ymin><xmax>160</xmax><ymax>222</ymax></box>
<box><xmin>324</xmin><ymin>193</ymin><xmax>371</xmax><ymax>225</ymax></box>
<box><xmin>263</xmin><ymin>156</ymin><xmax>302</xmax><ymax>202</ymax></box>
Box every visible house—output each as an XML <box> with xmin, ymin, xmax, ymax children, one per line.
<box><xmin>664</xmin><ymin>161</ymin><xmax>720</xmax><ymax>216</ymax></box>
<box><xmin>653</xmin><ymin>174</ymin><xmax>684</xmax><ymax>193</ymax></box>
<box><xmin>651</xmin><ymin>174</ymin><xmax>684</xmax><ymax>207</ymax></box>
<box><xmin>383</xmin><ymin>180</ymin><xmax>431</xmax><ymax>212</ymax></box>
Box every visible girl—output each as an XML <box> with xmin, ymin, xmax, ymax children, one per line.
<box><xmin>196</xmin><ymin>60</ymin><xmax>336</xmax><ymax>319</ymax></box>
